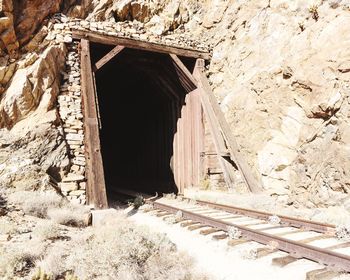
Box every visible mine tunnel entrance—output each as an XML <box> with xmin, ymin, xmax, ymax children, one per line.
<box><xmin>88</xmin><ymin>42</ymin><xmax>201</xmax><ymax>204</ymax></box>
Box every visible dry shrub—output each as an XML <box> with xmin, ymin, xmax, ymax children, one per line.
<box><xmin>34</xmin><ymin>246</ymin><xmax>68</xmax><ymax>279</ymax></box>
<box><xmin>7</xmin><ymin>191</ymin><xmax>91</xmax><ymax>227</ymax></box>
<box><xmin>0</xmin><ymin>239</ymin><xmax>46</xmax><ymax>279</ymax></box>
<box><xmin>227</xmin><ymin>226</ymin><xmax>242</xmax><ymax>240</ymax></box>
<box><xmin>8</xmin><ymin>191</ymin><xmax>62</xmax><ymax>218</ymax></box>
<box><xmin>37</xmin><ymin>215</ymin><xmax>207</xmax><ymax>280</ymax></box>
<box><xmin>0</xmin><ymin>219</ymin><xmax>17</xmax><ymax>235</ymax></box>
<box><xmin>47</xmin><ymin>203</ymin><xmax>91</xmax><ymax>227</ymax></box>
<box><xmin>240</xmin><ymin>248</ymin><xmax>258</xmax><ymax>260</ymax></box>
<box><xmin>268</xmin><ymin>215</ymin><xmax>281</xmax><ymax>225</ymax></box>
<box><xmin>32</xmin><ymin>220</ymin><xmax>62</xmax><ymax>241</ymax></box>
<box><xmin>336</xmin><ymin>224</ymin><xmax>350</xmax><ymax>241</ymax></box>
<box><xmin>144</xmin><ymin>249</ymin><xmax>207</xmax><ymax>280</ymax></box>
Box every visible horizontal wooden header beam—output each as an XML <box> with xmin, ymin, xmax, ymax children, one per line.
<box><xmin>72</xmin><ymin>30</ymin><xmax>211</xmax><ymax>60</ymax></box>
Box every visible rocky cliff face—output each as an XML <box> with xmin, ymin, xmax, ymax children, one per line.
<box><xmin>0</xmin><ymin>0</ymin><xmax>349</xmax><ymax>208</ymax></box>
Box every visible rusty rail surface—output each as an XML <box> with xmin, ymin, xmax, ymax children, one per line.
<box><xmin>193</xmin><ymin>199</ymin><xmax>335</xmax><ymax>234</ymax></box>
<box><xmin>149</xmin><ymin>200</ymin><xmax>350</xmax><ymax>272</ymax></box>
<box><xmin>113</xmin><ymin>188</ymin><xmax>335</xmax><ymax>234</ymax></box>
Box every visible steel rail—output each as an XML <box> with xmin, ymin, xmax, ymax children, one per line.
<box><xmin>149</xmin><ymin>200</ymin><xmax>350</xmax><ymax>272</ymax></box>
<box><xmin>192</xmin><ymin>199</ymin><xmax>335</xmax><ymax>234</ymax></box>
<box><xmin>112</xmin><ymin>188</ymin><xmax>335</xmax><ymax>234</ymax></box>
<box><xmin>116</xmin><ymin>189</ymin><xmax>335</xmax><ymax>235</ymax></box>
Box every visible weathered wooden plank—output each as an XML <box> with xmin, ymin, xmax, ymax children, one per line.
<box><xmin>190</xmin><ymin>90</ymin><xmax>199</xmax><ymax>186</ymax></box>
<box><xmin>72</xmin><ymin>30</ymin><xmax>211</xmax><ymax>60</ymax></box>
<box><xmin>193</xmin><ymin>78</ymin><xmax>236</xmax><ymax>189</ymax></box>
<box><xmin>169</xmin><ymin>53</ymin><xmax>236</xmax><ymax>189</ymax></box>
<box><xmin>171</xmin><ymin>101</ymin><xmax>179</xmax><ymax>190</ymax></box>
<box><xmin>80</xmin><ymin>39</ymin><xmax>108</xmax><ymax>209</ymax></box>
<box><xmin>179</xmin><ymin>99</ymin><xmax>186</xmax><ymax>193</ymax></box>
<box><xmin>94</xmin><ymin>45</ymin><xmax>125</xmax><ymax>71</ymax></box>
<box><xmin>184</xmin><ymin>92</ymin><xmax>192</xmax><ymax>187</ymax></box>
<box><xmin>170</xmin><ymin>54</ymin><xmax>198</xmax><ymax>86</ymax></box>
<box><xmin>193</xmin><ymin>59</ymin><xmax>262</xmax><ymax>193</ymax></box>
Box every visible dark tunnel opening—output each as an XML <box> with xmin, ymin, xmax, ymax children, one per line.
<box><xmin>90</xmin><ymin>43</ymin><xmax>195</xmax><ymax>200</ymax></box>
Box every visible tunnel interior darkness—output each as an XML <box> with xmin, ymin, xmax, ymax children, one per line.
<box><xmin>90</xmin><ymin>43</ymin><xmax>195</xmax><ymax>198</ymax></box>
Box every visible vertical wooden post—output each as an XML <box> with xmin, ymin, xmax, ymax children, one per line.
<box><xmin>178</xmin><ymin>99</ymin><xmax>185</xmax><ymax>194</ymax></box>
<box><xmin>190</xmin><ymin>89</ymin><xmax>204</xmax><ymax>186</ymax></box>
<box><xmin>80</xmin><ymin>39</ymin><xmax>108</xmax><ymax>209</ymax></box>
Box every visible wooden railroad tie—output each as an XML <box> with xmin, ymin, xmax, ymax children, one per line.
<box><xmin>200</xmin><ymin>228</ymin><xmax>221</xmax><ymax>235</ymax></box>
<box><xmin>306</xmin><ymin>268</ymin><xmax>341</xmax><ymax>280</ymax></box>
<box><xmin>272</xmin><ymin>255</ymin><xmax>300</xmax><ymax>267</ymax></box>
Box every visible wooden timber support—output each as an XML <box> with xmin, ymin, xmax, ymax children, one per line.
<box><xmin>93</xmin><ymin>45</ymin><xmax>125</xmax><ymax>72</ymax></box>
<box><xmin>169</xmin><ymin>53</ymin><xmax>236</xmax><ymax>189</ymax></box>
<box><xmin>72</xmin><ymin>30</ymin><xmax>211</xmax><ymax>60</ymax></box>
<box><xmin>169</xmin><ymin>53</ymin><xmax>262</xmax><ymax>193</ymax></box>
<box><xmin>193</xmin><ymin>59</ymin><xmax>263</xmax><ymax>193</ymax></box>
<box><xmin>80</xmin><ymin>39</ymin><xmax>108</xmax><ymax>208</ymax></box>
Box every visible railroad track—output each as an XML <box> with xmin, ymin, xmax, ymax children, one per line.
<box><xmin>113</xmin><ymin>189</ymin><xmax>350</xmax><ymax>276</ymax></box>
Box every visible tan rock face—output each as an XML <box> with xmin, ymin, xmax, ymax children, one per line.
<box><xmin>13</xmin><ymin>0</ymin><xmax>63</xmax><ymax>45</ymax></box>
<box><xmin>0</xmin><ymin>0</ymin><xmax>63</xmax><ymax>56</ymax></box>
<box><xmin>0</xmin><ymin>0</ymin><xmax>18</xmax><ymax>57</ymax></box>
<box><xmin>0</xmin><ymin>44</ymin><xmax>66</xmax><ymax>128</ymax></box>
<box><xmin>195</xmin><ymin>1</ymin><xmax>350</xmax><ymax>206</ymax></box>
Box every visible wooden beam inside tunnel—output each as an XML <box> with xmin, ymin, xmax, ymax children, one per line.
<box><xmin>93</xmin><ymin>45</ymin><xmax>125</xmax><ymax>72</ymax></box>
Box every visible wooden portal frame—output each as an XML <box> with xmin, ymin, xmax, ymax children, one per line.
<box><xmin>73</xmin><ymin>30</ymin><xmax>210</xmax><ymax>60</ymax></box>
<box><xmin>80</xmin><ymin>39</ymin><xmax>108</xmax><ymax>209</ymax></box>
<box><xmin>79</xmin><ymin>32</ymin><xmax>261</xmax><ymax>209</ymax></box>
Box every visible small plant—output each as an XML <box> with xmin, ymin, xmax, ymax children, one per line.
<box><xmin>0</xmin><ymin>220</ymin><xmax>17</xmax><ymax>235</ymax></box>
<box><xmin>309</xmin><ymin>5</ymin><xmax>319</xmax><ymax>21</ymax></box>
<box><xmin>175</xmin><ymin>210</ymin><xmax>183</xmax><ymax>219</ymax></box>
<box><xmin>0</xmin><ymin>240</ymin><xmax>45</xmax><ymax>279</ymax></box>
<box><xmin>8</xmin><ymin>191</ymin><xmax>62</xmax><ymax>218</ymax></box>
<box><xmin>164</xmin><ymin>215</ymin><xmax>177</xmax><ymax>224</ymax></box>
<box><xmin>298</xmin><ymin>21</ymin><xmax>305</xmax><ymax>32</ymax></box>
<box><xmin>268</xmin><ymin>215</ymin><xmax>281</xmax><ymax>225</ymax></box>
<box><xmin>32</xmin><ymin>220</ymin><xmax>61</xmax><ymax>241</ymax></box>
<box><xmin>267</xmin><ymin>240</ymin><xmax>279</xmax><ymax>250</ymax></box>
<box><xmin>200</xmin><ymin>178</ymin><xmax>210</xmax><ymax>190</ymax></box>
<box><xmin>129</xmin><ymin>195</ymin><xmax>144</xmax><ymax>209</ymax></box>
<box><xmin>32</xmin><ymin>268</ymin><xmax>53</xmax><ymax>280</ymax></box>
<box><xmin>140</xmin><ymin>203</ymin><xmax>154</xmax><ymax>212</ymax></box>
<box><xmin>227</xmin><ymin>226</ymin><xmax>242</xmax><ymax>239</ymax></box>
<box><xmin>32</xmin><ymin>268</ymin><xmax>78</xmax><ymax>280</ymax></box>
<box><xmin>164</xmin><ymin>193</ymin><xmax>177</xmax><ymax>200</ymax></box>
<box><xmin>241</xmin><ymin>248</ymin><xmax>258</xmax><ymax>260</ymax></box>
<box><xmin>335</xmin><ymin>224</ymin><xmax>350</xmax><ymax>240</ymax></box>
<box><xmin>47</xmin><ymin>204</ymin><xmax>91</xmax><ymax>227</ymax></box>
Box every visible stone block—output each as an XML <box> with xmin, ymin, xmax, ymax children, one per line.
<box><xmin>79</xmin><ymin>182</ymin><xmax>86</xmax><ymax>189</ymax></box>
<box><xmin>69</xmin><ymin>190</ymin><xmax>85</xmax><ymax>196</ymax></box>
<box><xmin>59</xmin><ymin>182</ymin><xmax>78</xmax><ymax>192</ymax></box>
<box><xmin>62</xmin><ymin>173</ymin><xmax>85</xmax><ymax>182</ymax></box>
